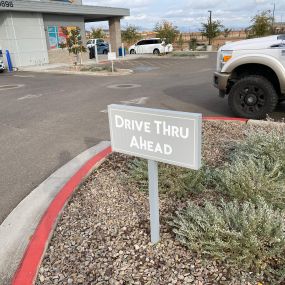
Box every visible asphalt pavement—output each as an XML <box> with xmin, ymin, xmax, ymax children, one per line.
<box><xmin>0</xmin><ymin>54</ymin><xmax>284</xmax><ymax>223</ymax></box>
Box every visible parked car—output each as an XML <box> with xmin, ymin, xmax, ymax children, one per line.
<box><xmin>195</xmin><ymin>43</ymin><xmax>207</xmax><ymax>51</ymax></box>
<box><xmin>213</xmin><ymin>34</ymin><xmax>285</xmax><ymax>119</ymax></box>
<box><xmin>129</xmin><ymin>38</ymin><xmax>173</xmax><ymax>55</ymax></box>
<box><xmin>0</xmin><ymin>60</ymin><xmax>5</xmax><ymax>73</ymax></box>
<box><xmin>86</xmin><ymin>38</ymin><xmax>109</xmax><ymax>54</ymax></box>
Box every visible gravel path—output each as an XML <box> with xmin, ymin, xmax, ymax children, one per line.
<box><xmin>36</xmin><ymin>121</ymin><xmax>262</xmax><ymax>285</ymax></box>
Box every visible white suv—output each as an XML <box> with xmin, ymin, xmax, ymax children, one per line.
<box><xmin>129</xmin><ymin>38</ymin><xmax>173</xmax><ymax>55</ymax></box>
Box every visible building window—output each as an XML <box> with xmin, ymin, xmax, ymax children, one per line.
<box><xmin>47</xmin><ymin>26</ymin><xmax>79</xmax><ymax>49</ymax></box>
<box><xmin>47</xmin><ymin>26</ymin><xmax>68</xmax><ymax>49</ymax></box>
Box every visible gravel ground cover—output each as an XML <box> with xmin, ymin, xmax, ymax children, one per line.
<box><xmin>36</xmin><ymin>121</ymin><xmax>285</xmax><ymax>285</ymax></box>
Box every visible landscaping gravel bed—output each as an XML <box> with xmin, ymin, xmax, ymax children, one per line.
<box><xmin>36</xmin><ymin>121</ymin><xmax>285</xmax><ymax>285</ymax></box>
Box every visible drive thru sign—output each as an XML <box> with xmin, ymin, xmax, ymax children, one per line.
<box><xmin>108</xmin><ymin>105</ymin><xmax>202</xmax><ymax>243</ymax></box>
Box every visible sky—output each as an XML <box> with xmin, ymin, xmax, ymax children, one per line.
<box><xmin>83</xmin><ymin>0</ymin><xmax>285</xmax><ymax>32</ymax></box>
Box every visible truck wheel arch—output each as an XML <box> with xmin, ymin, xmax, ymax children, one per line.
<box><xmin>223</xmin><ymin>56</ymin><xmax>285</xmax><ymax>95</ymax></box>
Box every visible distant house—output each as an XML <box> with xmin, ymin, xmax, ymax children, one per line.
<box><xmin>274</xmin><ymin>22</ymin><xmax>285</xmax><ymax>34</ymax></box>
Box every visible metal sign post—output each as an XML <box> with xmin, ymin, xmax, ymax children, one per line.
<box><xmin>108</xmin><ymin>52</ymin><xmax>116</xmax><ymax>73</ymax></box>
<box><xmin>122</xmin><ymin>43</ymin><xmax>124</xmax><ymax>58</ymax></box>
<box><xmin>148</xmin><ymin>160</ymin><xmax>160</xmax><ymax>243</ymax></box>
<box><xmin>94</xmin><ymin>43</ymin><xmax>98</xmax><ymax>64</ymax></box>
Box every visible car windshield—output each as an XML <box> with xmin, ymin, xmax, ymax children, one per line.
<box><xmin>86</xmin><ymin>40</ymin><xmax>92</xmax><ymax>44</ymax></box>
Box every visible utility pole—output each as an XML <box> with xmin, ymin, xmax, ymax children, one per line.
<box><xmin>272</xmin><ymin>2</ymin><xmax>276</xmax><ymax>34</ymax></box>
<box><xmin>208</xmin><ymin>10</ymin><xmax>212</xmax><ymax>45</ymax></box>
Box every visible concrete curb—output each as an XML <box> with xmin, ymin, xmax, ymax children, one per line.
<box><xmin>20</xmin><ymin>69</ymin><xmax>133</xmax><ymax>77</ymax></box>
<box><xmin>0</xmin><ymin>141</ymin><xmax>111</xmax><ymax>285</ymax></box>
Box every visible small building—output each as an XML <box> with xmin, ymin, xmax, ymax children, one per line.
<box><xmin>0</xmin><ymin>0</ymin><xmax>129</xmax><ymax>67</ymax></box>
<box><xmin>274</xmin><ymin>22</ymin><xmax>285</xmax><ymax>34</ymax></box>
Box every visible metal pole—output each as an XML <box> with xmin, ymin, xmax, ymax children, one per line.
<box><xmin>111</xmin><ymin>60</ymin><xmax>114</xmax><ymax>73</ymax></box>
<box><xmin>148</xmin><ymin>160</ymin><xmax>160</xmax><ymax>244</ymax></box>
<box><xmin>122</xmin><ymin>43</ymin><xmax>125</xmax><ymax>59</ymax></box>
<box><xmin>272</xmin><ymin>3</ymin><xmax>276</xmax><ymax>33</ymax></box>
<box><xmin>208</xmin><ymin>10</ymin><xmax>212</xmax><ymax>45</ymax></box>
<box><xmin>95</xmin><ymin>43</ymin><xmax>98</xmax><ymax>64</ymax></box>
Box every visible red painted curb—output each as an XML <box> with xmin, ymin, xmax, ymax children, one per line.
<box><xmin>12</xmin><ymin>146</ymin><xmax>112</xmax><ymax>285</ymax></box>
<box><xmin>203</xmin><ymin>116</ymin><xmax>248</xmax><ymax>122</ymax></box>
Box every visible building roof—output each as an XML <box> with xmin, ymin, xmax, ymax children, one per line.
<box><xmin>0</xmin><ymin>0</ymin><xmax>130</xmax><ymax>22</ymax></box>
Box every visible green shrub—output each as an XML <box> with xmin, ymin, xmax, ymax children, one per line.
<box><xmin>214</xmin><ymin>130</ymin><xmax>285</xmax><ymax>208</ymax></box>
<box><xmin>172</xmin><ymin>199</ymin><xmax>285</xmax><ymax>282</ymax></box>
<box><xmin>216</xmin><ymin>157</ymin><xmax>285</xmax><ymax>208</ymax></box>
<box><xmin>128</xmin><ymin>158</ymin><xmax>208</xmax><ymax>198</ymax></box>
<box><xmin>171</xmin><ymin>51</ymin><xmax>199</xmax><ymax>57</ymax></box>
<box><xmin>230</xmin><ymin>129</ymin><xmax>285</xmax><ymax>171</ymax></box>
<box><xmin>80</xmin><ymin>65</ymin><xmax>116</xmax><ymax>72</ymax></box>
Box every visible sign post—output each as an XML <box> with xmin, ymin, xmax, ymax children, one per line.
<box><xmin>122</xmin><ymin>43</ymin><xmax>125</xmax><ymax>59</ymax></box>
<box><xmin>108</xmin><ymin>52</ymin><xmax>116</xmax><ymax>73</ymax></box>
<box><xmin>108</xmin><ymin>105</ymin><xmax>202</xmax><ymax>244</ymax></box>
<box><xmin>94</xmin><ymin>43</ymin><xmax>98</xmax><ymax>64</ymax></box>
<box><xmin>148</xmin><ymin>160</ymin><xmax>160</xmax><ymax>243</ymax></box>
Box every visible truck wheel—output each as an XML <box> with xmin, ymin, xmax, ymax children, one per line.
<box><xmin>228</xmin><ymin>75</ymin><xmax>278</xmax><ymax>119</ymax></box>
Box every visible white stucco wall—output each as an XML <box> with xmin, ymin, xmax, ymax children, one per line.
<box><xmin>0</xmin><ymin>12</ymin><xmax>48</xmax><ymax>67</ymax></box>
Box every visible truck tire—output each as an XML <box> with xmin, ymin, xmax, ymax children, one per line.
<box><xmin>228</xmin><ymin>75</ymin><xmax>278</xmax><ymax>119</ymax></box>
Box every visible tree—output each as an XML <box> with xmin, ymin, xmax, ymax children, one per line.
<box><xmin>154</xmin><ymin>20</ymin><xmax>179</xmax><ymax>44</ymax></box>
<box><xmin>61</xmin><ymin>27</ymin><xmax>86</xmax><ymax>65</ymax></box>
<box><xmin>90</xmin><ymin>27</ymin><xmax>105</xmax><ymax>39</ymax></box>
<box><xmin>177</xmin><ymin>33</ymin><xmax>184</xmax><ymax>51</ymax></box>
<box><xmin>121</xmin><ymin>25</ymin><xmax>141</xmax><ymax>45</ymax></box>
<box><xmin>249</xmin><ymin>10</ymin><xmax>273</xmax><ymax>38</ymax></box>
<box><xmin>201</xmin><ymin>20</ymin><xmax>223</xmax><ymax>45</ymax></box>
<box><xmin>189</xmin><ymin>38</ymin><xmax>197</xmax><ymax>51</ymax></box>
<box><xmin>223</xmin><ymin>28</ymin><xmax>232</xmax><ymax>38</ymax></box>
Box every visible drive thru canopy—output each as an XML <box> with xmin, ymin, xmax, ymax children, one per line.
<box><xmin>0</xmin><ymin>0</ymin><xmax>129</xmax><ymax>67</ymax></box>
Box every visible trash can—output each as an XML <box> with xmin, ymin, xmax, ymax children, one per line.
<box><xmin>89</xmin><ymin>46</ymin><xmax>95</xmax><ymax>59</ymax></box>
<box><xmin>118</xmin><ymin>47</ymin><xmax>126</xmax><ymax>57</ymax></box>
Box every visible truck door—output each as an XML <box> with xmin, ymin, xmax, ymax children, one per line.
<box><xmin>276</xmin><ymin>36</ymin><xmax>285</xmax><ymax>69</ymax></box>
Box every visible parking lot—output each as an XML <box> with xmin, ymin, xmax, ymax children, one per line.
<box><xmin>0</xmin><ymin>54</ymin><xmax>285</xmax><ymax>223</ymax></box>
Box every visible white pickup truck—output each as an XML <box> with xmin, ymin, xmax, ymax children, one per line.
<box><xmin>214</xmin><ymin>35</ymin><xmax>285</xmax><ymax>119</ymax></box>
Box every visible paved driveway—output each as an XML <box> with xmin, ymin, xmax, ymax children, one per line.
<box><xmin>0</xmin><ymin>54</ymin><xmax>284</xmax><ymax>223</ymax></box>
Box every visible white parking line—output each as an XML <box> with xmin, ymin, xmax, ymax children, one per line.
<box><xmin>17</xmin><ymin>94</ymin><xmax>43</xmax><ymax>100</ymax></box>
<box><xmin>140</xmin><ymin>61</ymin><xmax>156</xmax><ymax>67</ymax></box>
<box><xmin>121</xmin><ymin>97</ymin><xmax>149</xmax><ymax>105</ymax></box>
<box><xmin>13</xmin><ymin>75</ymin><xmax>35</xmax><ymax>78</ymax></box>
<box><xmin>126</xmin><ymin>61</ymin><xmax>136</xmax><ymax>66</ymax></box>
<box><xmin>0</xmin><ymin>84</ymin><xmax>25</xmax><ymax>91</ymax></box>
<box><xmin>100</xmin><ymin>97</ymin><xmax>149</xmax><ymax>113</ymax></box>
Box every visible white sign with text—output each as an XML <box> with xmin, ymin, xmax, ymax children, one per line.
<box><xmin>108</xmin><ymin>105</ymin><xmax>202</xmax><ymax>170</ymax></box>
<box><xmin>108</xmin><ymin>52</ymin><xmax>116</xmax><ymax>61</ymax></box>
